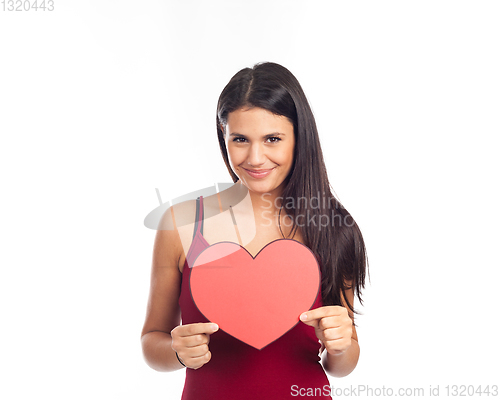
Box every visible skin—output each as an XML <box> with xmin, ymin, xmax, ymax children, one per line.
<box><xmin>141</xmin><ymin>107</ymin><xmax>359</xmax><ymax>377</ymax></box>
<box><xmin>225</xmin><ymin>106</ymin><xmax>295</xmax><ymax>209</ymax></box>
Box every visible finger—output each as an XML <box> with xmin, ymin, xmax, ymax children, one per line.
<box><xmin>322</xmin><ymin>327</ymin><xmax>345</xmax><ymax>341</ymax></box>
<box><xmin>299</xmin><ymin>308</ymin><xmax>330</xmax><ymax>328</ymax></box>
<box><xmin>299</xmin><ymin>315</ymin><xmax>320</xmax><ymax>329</ymax></box>
<box><xmin>175</xmin><ymin>323</ymin><xmax>219</xmax><ymax>337</ymax></box>
<box><xmin>181</xmin><ymin>333</ymin><xmax>210</xmax><ymax>348</ymax></box>
<box><xmin>300</xmin><ymin>306</ymin><xmax>344</xmax><ymax>324</ymax></box>
<box><xmin>188</xmin><ymin>351</ymin><xmax>212</xmax><ymax>370</ymax></box>
<box><xmin>318</xmin><ymin>316</ymin><xmax>343</xmax><ymax>330</ymax></box>
<box><xmin>185</xmin><ymin>343</ymin><xmax>210</xmax><ymax>358</ymax></box>
<box><xmin>323</xmin><ymin>337</ymin><xmax>352</xmax><ymax>355</ymax></box>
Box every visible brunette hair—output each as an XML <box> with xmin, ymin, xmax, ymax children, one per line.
<box><xmin>216</xmin><ymin>62</ymin><xmax>368</xmax><ymax>316</ymax></box>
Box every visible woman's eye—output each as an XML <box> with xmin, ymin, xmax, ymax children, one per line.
<box><xmin>232</xmin><ymin>137</ymin><xmax>281</xmax><ymax>143</ymax></box>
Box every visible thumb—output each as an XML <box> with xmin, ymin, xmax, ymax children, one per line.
<box><xmin>299</xmin><ymin>312</ymin><xmax>320</xmax><ymax>329</ymax></box>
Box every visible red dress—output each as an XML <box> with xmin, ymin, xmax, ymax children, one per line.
<box><xmin>178</xmin><ymin>196</ymin><xmax>332</xmax><ymax>399</ymax></box>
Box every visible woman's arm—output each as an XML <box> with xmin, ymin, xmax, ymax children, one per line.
<box><xmin>300</xmin><ymin>283</ymin><xmax>360</xmax><ymax>377</ymax></box>
<box><xmin>140</xmin><ymin>207</ymin><xmax>185</xmax><ymax>372</ymax></box>
<box><xmin>321</xmin><ymin>286</ymin><xmax>360</xmax><ymax>377</ymax></box>
<box><xmin>321</xmin><ymin>337</ymin><xmax>359</xmax><ymax>377</ymax></box>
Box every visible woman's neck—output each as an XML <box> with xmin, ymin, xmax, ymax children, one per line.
<box><xmin>230</xmin><ymin>180</ymin><xmax>286</xmax><ymax>216</ymax></box>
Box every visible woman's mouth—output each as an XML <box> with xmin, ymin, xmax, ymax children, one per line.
<box><xmin>243</xmin><ymin>168</ymin><xmax>275</xmax><ymax>179</ymax></box>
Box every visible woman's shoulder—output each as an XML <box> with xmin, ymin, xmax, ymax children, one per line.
<box><xmin>159</xmin><ymin>191</ymin><xmax>229</xmax><ymax>232</ymax></box>
<box><xmin>170</xmin><ymin>193</ymin><xmax>226</xmax><ymax>224</ymax></box>
<box><xmin>167</xmin><ymin>190</ymin><xmax>230</xmax><ymax>226</ymax></box>
<box><xmin>154</xmin><ymin>199</ymin><xmax>195</xmax><ymax>230</ymax></box>
<box><xmin>153</xmin><ymin>199</ymin><xmax>197</xmax><ymax>272</ymax></box>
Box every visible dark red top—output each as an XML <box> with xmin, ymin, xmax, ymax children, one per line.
<box><xmin>178</xmin><ymin>196</ymin><xmax>331</xmax><ymax>399</ymax></box>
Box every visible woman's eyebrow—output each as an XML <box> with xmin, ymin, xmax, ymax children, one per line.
<box><xmin>229</xmin><ymin>132</ymin><xmax>286</xmax><ymax>138</ymax></box>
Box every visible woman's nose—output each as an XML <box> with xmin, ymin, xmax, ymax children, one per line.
<box><xmin>247</xmin><ymin>143</ymin><xmax>266</xmax><ymax>166</ymax></box>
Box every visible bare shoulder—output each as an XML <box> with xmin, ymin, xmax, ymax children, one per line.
<box><xmin>169</xmin><ymin>199</ymin><xmax>197</xmax><ymax>230</ymax></box>
<box><xmin>168</xmin><ymin>189</ymin><xmax>247</xmax><ymax>270</ymax></box>
<box><xmin>141</xmin><ymin>201</ymin><xmax>196</xmax><ymax>338</ymax></box>
<box><xmin>169</xmin><ymin>199</ymin><xmax>198</xmax><ymax>272</ymax></box>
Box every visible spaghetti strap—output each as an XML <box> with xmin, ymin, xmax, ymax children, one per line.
<box><xmin>199</xmin><ymin>196</ymin><xmax>204</xmax><ymax>235</ymax></box>
<box><xmin>185</xmin><ymin>196</ymin><xmax>209</xmax><ymax>269</ymax></box>
<box><xmin>193</xmin><ymin>196</ymin><xmax>205</xmax><ymax>240</ymax></box>
<box><xmin>216</xmin><ymin>192</ymin><xmax>223</xmax><ymax>213</ymax></box>
<box><xmin>193</xmin><ymin>195</ymin><xmax>240</xmax><ymax>245</ymax></box>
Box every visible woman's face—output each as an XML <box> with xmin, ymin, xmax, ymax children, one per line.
<box><xmin>225</xmin><ymin>107</ymin><xmax>295</xmax><ymax>195</ymax></box>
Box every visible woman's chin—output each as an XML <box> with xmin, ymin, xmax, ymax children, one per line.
<box><xmin>241</xmin><ymin>181</ymin><xmax>283</xmax><ymax>195</ymax></box>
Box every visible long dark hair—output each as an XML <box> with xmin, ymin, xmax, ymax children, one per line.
<box><xmin>216</xmin><ymin>62</ymin><xmax>368</xmax><ymax>316</ymax></box>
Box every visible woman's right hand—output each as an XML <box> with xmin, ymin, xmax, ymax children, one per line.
<box><xmin>171</xmin><ymin>322</ymin><xmax>219</xmax><ymax>369</ymax></box>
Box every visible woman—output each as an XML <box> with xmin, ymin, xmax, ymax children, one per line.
<box><xmin>141</xmin><ymin>62</ymin><xmax>368</xmax><ymax>399</ymax></box>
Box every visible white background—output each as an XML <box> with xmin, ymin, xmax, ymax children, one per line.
<box><xmin>1</xmin><ymin>1</ymin><xmax>499</xmax><ymax>398</ymax></box>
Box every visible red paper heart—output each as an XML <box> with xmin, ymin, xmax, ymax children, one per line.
<box><xmin>190</xmin><ymin>239</ymin><xmax>320</xmax><ymax>350</ymax></box>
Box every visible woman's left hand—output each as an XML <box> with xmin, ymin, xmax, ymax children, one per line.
<box><xmin>299</xmin><ymin>306</ymin><xmax>353</xmax><ymax>356</ymax></box>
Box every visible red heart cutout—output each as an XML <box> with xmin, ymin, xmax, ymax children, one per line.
<box><xmin>190</xmin><ymin>239</ymin><xmax>320</xmax><ymax>350</ymax></box>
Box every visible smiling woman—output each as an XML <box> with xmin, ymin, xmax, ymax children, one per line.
<box><xmin>141</xmin><ymin>62</ymin><xmax>368</xmax><ymax>400</ymax></box>
<box><xmin>226</xmin><ymin>107</ymin><xmax>295</xmax><ymax>194</ymax></box>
